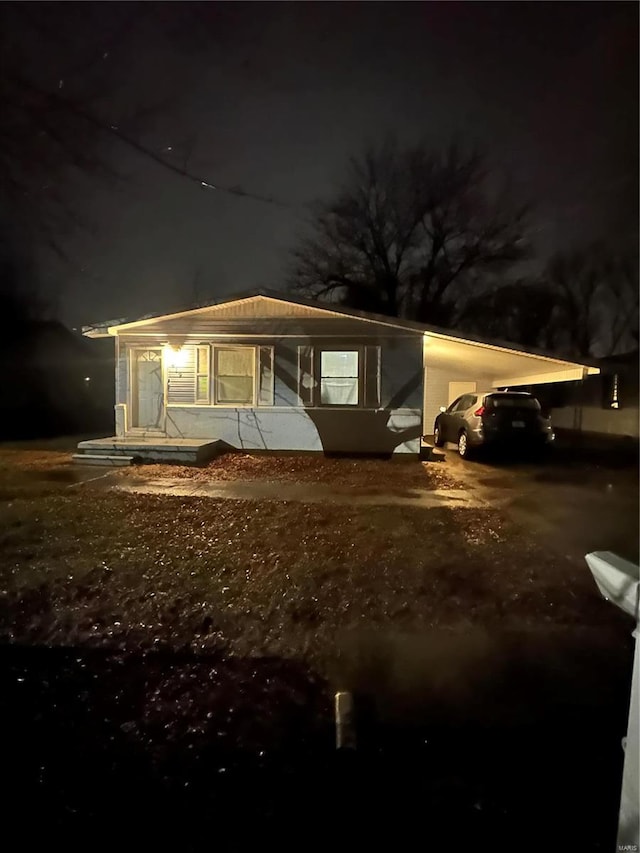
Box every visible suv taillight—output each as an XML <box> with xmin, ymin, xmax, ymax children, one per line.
<box><xmin>474</xmin><ymin>405</ymin><xmax>485</xmax><ymax>416</ymax></box>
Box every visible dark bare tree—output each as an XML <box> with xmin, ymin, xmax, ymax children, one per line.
<box><xmin>542</xmin><ymin>243</ymin><xmax>639</xmax><ymax>358</ymax></box>
<box><xmin>289</xmin><ymin>139</ymin><xmax>529</xmax><ymax>325</ymax></box>
<box><xmin>457</xmin><ymin>244</ymin><xmax>638</xmax><ymax>357</ymax></box>
<box><xmin>457</xmin><ymin>278</ymin><xmax>560</xmax><ymax>351</ymax></box>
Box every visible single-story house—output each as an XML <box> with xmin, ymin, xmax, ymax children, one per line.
<box><xmin>76</xmin><ymin>290</ymin><xmax>599</xmax><ymax>463</ymax></box>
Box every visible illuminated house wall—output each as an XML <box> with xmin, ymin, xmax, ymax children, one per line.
<box><xmin>115</xmin><ymin>315</ymin><xmax>424</xmax><ymax>455</ymax></box>
<box><xmin>94</xmin><ymin>292</ymin><xmax>601</xmax><ymax>455</ymax></box>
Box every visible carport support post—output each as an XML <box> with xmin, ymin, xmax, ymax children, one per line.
<box><xmin>572</xmin><ymin>367</ymin><xmax>589</xmax><ymax>446</ymax></box>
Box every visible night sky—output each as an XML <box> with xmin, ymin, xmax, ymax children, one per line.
<box><xmin>13</xmin><ymin>2</ymin><xmax>638</xmax><ymax>326</ymax></box>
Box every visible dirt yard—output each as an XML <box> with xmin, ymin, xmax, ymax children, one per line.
<box><xmin>0</xmin><ymin>446</ymin><xmax>622</xmax><ymax>666</ymax></box>
<box><xmin>117</xmin><ymin>451</ymin><xmax>461</xmax><ymax>490</ymax></box>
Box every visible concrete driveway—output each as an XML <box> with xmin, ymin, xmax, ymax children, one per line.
<box><xmin>440</xmin><ymin>445</ymin><xmax>639</xmax><ymax>563</ymax></box>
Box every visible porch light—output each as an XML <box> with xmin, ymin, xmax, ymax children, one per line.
<box><xmin>164</xmin><ymin>344</ymin><xmax>188</xmax><ymax>369</ymax></box>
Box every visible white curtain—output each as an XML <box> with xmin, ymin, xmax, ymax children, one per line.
<box><xmin>320</xmin><ymin>377</ymin><xmax>358</xmax><ymax>405</ymax></box>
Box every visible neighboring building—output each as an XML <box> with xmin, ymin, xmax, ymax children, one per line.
<box><xmin>78</xmin><ymin>290</ymin><xmax>598</xmax><ymax>460</ymax></box>
<box><xmin>533</xmin><ymin>350</ymin><xmax>639</xmax><ymax>441</ymax></box>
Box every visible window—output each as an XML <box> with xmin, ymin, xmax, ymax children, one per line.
<box><xmin>166</xmin><ymin>346</ymin><xmax>197</xmax><ymax>405</ymax></box>
<box><xmin>456</xmin><ymin>395</ymin><xmax>474</xmax><ymax>411</ymax></box>
<box><xmin>165</xmin><ymin>344</ymin><xmax>275</xmax><ymax>407</ymax></box>
<box><xmin>319</xmin><ymin>350</ymin><xmax>359</xmax><ymax>405</ymax></box>
<box><xmin>195</xmin><ymin>346</ymin><xmax>210</xmax><ymax>404</ymax></box>
<box><xmin>447</xmin><ymin>396</ymin><xmax>464</xmax><ymax>413</ymax></box>
<box><xmin>487</xmin><ymin>394</ymin><xmax>540</xmax><ymax>410</ymax></box>
<box><xmin>214</xmin><ymin>346</ymin><xmax>255</xmax><ymax>405</ymax></box>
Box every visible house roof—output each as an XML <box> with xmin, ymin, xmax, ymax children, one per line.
<box><xmin>82</xmin><ymin>288</ymin><xmax>600</xmax><ymax>381</ymax></box>
<box><xmin>82</xmin><ymin>287</ymin><xmax>426</xmax><ymax>337</ymax></box>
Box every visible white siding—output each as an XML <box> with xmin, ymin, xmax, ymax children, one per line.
<box><xmin>206</xmin><ymin>296</ymin><xmax>324</xmax><ymax>319</ymax></box>
<box><xmin>423</xmin><ymin>363</ymin><xmax>490</xmax><ymax>436</ymax></box>
<box><xmin>115</xmin><ymin>403</ymin><xmax>126</xmax><ymax>436</ymax></box>
<box><xmin>164</xmin><ymin>407</ymin><xmax>421</xmax><ymax>454</ymax></box>
<box><xmin>115</xmin><ymin>332</ymin><xmax>422</xmax><ymax>454</ymax></box>
<box><xmin>116</xmin><ymin>343</ymin><xmax>128</xmax><ymax>405</ymax></box>
<box><xmin>447</xmin><ymin>381</ymin><xmax>477</xmax><ymax>404</ymax></box>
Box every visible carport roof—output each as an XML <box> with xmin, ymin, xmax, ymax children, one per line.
<box><xmin>82</xmin><ymin>288</ymin><xmax>599</xmax><ymax>383</ymax></box>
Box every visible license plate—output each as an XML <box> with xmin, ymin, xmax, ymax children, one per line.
<box><xmin>512</xmin><ymin>420</ymin><xmax>525</xmax><ymax>428</ymax></box>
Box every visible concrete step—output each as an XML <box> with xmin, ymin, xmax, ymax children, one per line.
<box><xmin>75</xmin><ymin>446</ymin><xmax>133</xmax><ymax>457</ymax></box>
<box><xmin>76</xmin><ymin>438</ymin><xmax>224</xmax><ymax>464</ymax></box>
<box><xmin>79</xmin><ymin>446</ymin><xmax>197</xmax><ymax>461</ymax></box>
<box><xmin>72</xmin><ymin>454</ymin><xmax>133</xmax><ymax>467</ymax></box>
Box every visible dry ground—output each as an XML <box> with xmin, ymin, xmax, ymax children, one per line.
<box><xmin>118</xmin><ymin>451</ymin><xmax>462</xmax><ymax>490</ymax></box>
<box><xmin>0</xmin><ymin>445</ymin><xmax>633</xmax><ymax>849</ymax></box>
<box><xmin>0</xmin><ymin>447</ymin><xmax>623</xmax><ymax>669</ymax></box>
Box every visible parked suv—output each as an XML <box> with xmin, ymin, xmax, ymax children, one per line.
<box><xmin>434</xmin><ymin>391</ymin><xmax>554</xmax><ymax>458</ymax></box>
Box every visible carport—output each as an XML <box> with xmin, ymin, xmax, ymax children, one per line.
<box><xmin>422</xmin><ymin>328</ymin><xmax>600</xmax><ymax>436</ymax></box>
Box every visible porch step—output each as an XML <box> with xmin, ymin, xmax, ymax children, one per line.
<box><xmin>75</xmin><ymin>445</ymin><xmax>135</xmax><ymax>457</ymax></box>
<box><xmin>75</xmin><ymin>437</ymin><xmax>226</xmax><ymax>465</ymax></box>
<box><xmin>72</xmin><ymin>453</ymin><xmax>133</xmax><ymax>467</ymax></box>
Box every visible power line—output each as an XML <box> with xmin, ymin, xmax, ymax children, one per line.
<box><xmin>7</xmin><ymin>72</ymin><xmax>295</xmax><ymax>210</ymax></box>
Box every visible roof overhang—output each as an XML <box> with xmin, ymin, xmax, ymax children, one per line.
<box><xmin>83</xmin><ymin>291</ymin><xmax>425</xmax><ymax>336</ymax></box>
<box><xmin>83</xmin><ymin>319</ymin><xmax>127</xmax><ymax>338</ymax></box>
<box><xmin>81</xmin><ymin>289</ymin><xmax>599</xmax><ymax>383</ymax></box>
<box><xmin>424</xmin><ymin>331</ymin><xmax>599</xmax><ymax>386</ymax></box>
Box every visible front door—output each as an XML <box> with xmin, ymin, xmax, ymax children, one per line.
<box><xmin>132</xmin><ymin>349</ymin><xmax>164</xmax><ymax>430</ymax></box>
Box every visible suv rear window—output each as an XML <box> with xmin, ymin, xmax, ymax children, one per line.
<box><xmin>486</xmin><ymin>394</ymin><xmax>541</xmax><ymax>410</ymax></box>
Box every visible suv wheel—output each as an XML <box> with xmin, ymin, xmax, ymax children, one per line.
<box><xmin>458</xmin><ymin>430</ymin><xmax>471</xmax><ymax>458</ymax></box>
<box><xmin>434</xmin><ymin>425</ymin><xmax>444</xmax><ymax>447</ymax></box>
